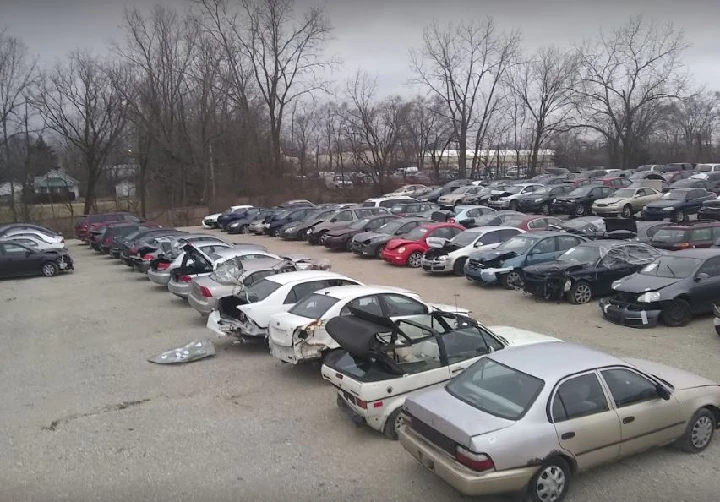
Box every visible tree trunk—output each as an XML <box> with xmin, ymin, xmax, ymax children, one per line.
<box><xmin>458</xmin><ymin>125</ymin><xmax>467</xmax><ymax>178</ymax></box>
<box><xmin>83</xmin><ymin>166</ymin><xmax>98</xmax><ymax>215</ymax></box>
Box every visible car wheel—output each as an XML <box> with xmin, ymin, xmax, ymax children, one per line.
<box><xmin>453</xmin><ymin>258</ymin><xmax>467</xmax><ymax>276</ymax></box>
<box><xmin>509</xmin><ymin>200</ymin><xmax>518</xmax><ymax>211</ymax></box>
<box><xmin>407</xmin><ymin>251</ymin><xmax>423</xmax><ymax>268</ymax></box>
<box><xmin>542</xmin><ymin>203</ymin><xmax>551</xmax><ymax>215</ymax></box>
<box><xmin>574</xmin><ymin>205</ymin><xmax>586</xmax><ymax>217</ymax></box>
<box><xmin>676</xmin><ymin>408</ymin><xmax>716</xmax><ymax>453</ymax></box>
<box><xmin>502</xmin><ymin>270</ymin><xmax>523</xmax><ymax>290</ymax></box>
<box><xmin>527</xmin><ymin>457</ymin><xmax>571</xmax><ymax>502</ymax></box>
<box><xmin>673</xmin><ymin>210</ymin><xmax>688</xmax><ymax>223</ymax></box>
<box><xmin>375</xmin><ymin>244</ymin><xmax>386</xmax><ymax>258</ymax></box>
<box><xmin>661</xmin><ymin>298</ymin><xmax>692</xmax><ymax>327</ymax></box>
<box><xmin>42</xmin><ymin>261</ymin><xmax>59</xmax><ymax>277</ymax></box>
<box><xmin>622</xmin><ymin>204</ymin><xmax>633</xmax><ymax>218</ymax></box>
<box><xmin>567</xmin><ymin>281</ymin><xmax>593</xmax><ymax>305</ymax></box>
<box><xmin>383</xmin><ymin>408</ymin><xmax>403</xmax><ymax>440</ymax></box>
<box><xmin>239</xmin><ymin>225</ymin><xmax>247</xmax><ymax>234</ymax></box>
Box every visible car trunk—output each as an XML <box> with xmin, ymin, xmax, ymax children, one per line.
<box><xmin>268</xmin><ymin>312</ymin><xmax>310</xmax><ymax>347</ymax></box>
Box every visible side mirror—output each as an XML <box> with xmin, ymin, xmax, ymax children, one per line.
<box><xmin>695</xmin><ymin>272</ymin><xmax>709</xmax><ymax>282</ymax></box>
<box><xmin>656</xmin><ymin>383</ymin><xmax>671</xmax><ymax>401</ymax></box>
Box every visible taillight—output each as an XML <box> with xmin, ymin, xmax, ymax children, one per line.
<box><xmin>372</xmin><ymin>401</ymin><xmax>383</xmax><ymax>408</ymax></box>
<box><xmin>129</xmin><ymin>247</ymin><xmax>138</xmax><ymax>254</ymax></box>
<box><xmin>142</xmin><ymin>253</ymin><xmax>154</xmax><ymax>260</ymax></box>
<box><xmin>199</xmin><ymin>286</ymin><xmax>212</xmax><ymax>298</ymax></box>
<box><xmin>355</xmin><ymin>399</ymin><xmax>368</xmax><ymax>409</ymax></box>
<box><xmin>178</xmin><ymin>275</ymin><xmax>192</xmax><ymax>283</ymax></box>
<box><xmin>455</xmin><ymin>447</ymin><xmax>494</xmax><ymax>472</ymax></box>
<box><xmin>157</xmin><ymin>262</ymin><xmax>170</xmax><ymax>270</ymax></box>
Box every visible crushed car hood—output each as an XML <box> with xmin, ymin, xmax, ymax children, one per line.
<box><xmin>386</xmin><ymin>238</ymin><xmax>415</xmax><ymax>250</ymax></box>
<box><xmin>612</xmin><ymin>274</ymin><xmax>680</xmax><ymax>293</ymax></box>
<box><xmin>424</xmin><ymin>242</ymin><xmax>463</xmax><ymax>258</ymax></box>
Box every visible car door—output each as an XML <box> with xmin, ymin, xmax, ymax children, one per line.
<box><xmin>688</xmin><ymin>256</ymin><xmax>720</xmax><ymax>313</ymax></box>
<box><xmin>689</xmin><ymin>227</ymin><xmax>714</xmax><ymax>248</ymax></box>
<box><xmin>550</xmin><ymin>372</ymin><xmax>621</xmax><ymax>471</ymax></box>
<box><xmin>523</xmin><ymin>236</ymin><xmax>558</xmax><ymax>266</ymax></box>
<box><xmin>444</xmin><ymin>327</ymin><xmax>504</xmax><ymax>377</ymax></box>
<box><xmin>599</xmin><ymin>367</ymin><xmax>682</xmax><ymax>458</ymax></box>
<box><xmin>2</xmin><ymin>242</ymin><xmax>39</xmax><ymax>276</ymax></box>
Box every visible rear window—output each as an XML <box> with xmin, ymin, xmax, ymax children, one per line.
<box><xmin>245</xmin><ymin>279</ymin><xmax>281</xmax><ymax>302</ymax></box>
<box><xmin>651</xmin><ymin>228</ymin><xmax>688</xmax><ymax>244</ymax></box>
<box><xmin>288</xmin><ymin>293</ymin><xmax>339</xmax><ymax>319</ymax></box>
<box><xmin>446</xmin><ymin>358</ymin><xmax>543</xmax><ymax>420</ymax></box>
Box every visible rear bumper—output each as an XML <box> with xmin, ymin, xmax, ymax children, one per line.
<box><xmin>148</xmin><ymin>269</ymin><xmax>171</xmax><ymax>286</ymax></box>
<box><xmin>599</xmin><ymin>298</ymin><xmax>661</xmax><ymax>328</ymax></box>
<box><xmin>188</xmin><ymin>292</ymin><xmax>216</xmax><ymax>315</ymax></box>
<box><xmin>167</xmin><ymin>280</ymin><xmax>190</xmax><ymax>298</ymax></box>
<box><xmin>399</xmin><ymin>426</ymin><xmax>536</xmax><ymax>497</ymax></box>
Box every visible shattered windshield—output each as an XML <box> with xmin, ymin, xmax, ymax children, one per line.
<box><xmin>210</xmin><ymin>257</ymin><xmax>244</xmax><ymax>284</ymax></box>
<box><xmin>640</xmin><ymin>256</ymin><xmax>701</xmax><ymax>278</ymax></box>
<box><xmin>288</xmin><ymin>293</ymin><xmax>339</xmax><ymax>319</ymax></box>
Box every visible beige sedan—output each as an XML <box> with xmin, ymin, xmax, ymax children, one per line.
<box><xmin>399</xmin><ymin>342</ymin><xmax>719</xmax><ymax>502</ymax></box>
<box><xmin>593</xmin><ymin>187</ymin><xmax>662</xmax><ymax>217</ymax></box>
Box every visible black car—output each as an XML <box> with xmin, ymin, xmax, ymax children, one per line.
<box><xmin>323</xmin><ymin>215</ymin><xmax>400</xmax><ymax>251</ymax></box>
<box><xmin>599</xmin><ymin>248</ymin><xmax>720</xmax><ymax>328</ymax></box>
<box><xmin>640</xmin><ymin>188</ymin><xmax>715</xmax><ymax>222</ymax></box>
<box><xmin>220</xmin><ymin>207</ymin><xmax>264</xmax><ymax>231</ymax></box>
<box><xmin>388</xmin><ymin>201</ymin><xmax>438</xmax><ymax>217</ymax></box>
<box><xmin>280</xmin><ymin>208</ymin><xmax>339</xmax><ymax>240</ymax></box>
<box><xmin>551</xmin><ymin>184</ymin><xmax>615</xmax><ymax>217</ymax></box>
<box><xmin>468</xmin><ymin>210</ymin><xmax>524</xmax><ymax>228</ymax></box>
<box><xmin>515</xmin><ymin>184</ymin><xmax>575</xmax><ymax>215</ymax></box>
<box><xmin>522</xmin><ymin>240</ymin><xmax>662</xmax><ymax>304</ymax></box>
<box><xmin>266</xmin><ymin>207</ymin><xmax>316</xmax><ymax>236</ymax></box>
<box><xmin>226</xmin><ymin>208</ymin><xmax>270</xmax><ymax>234</ymax></box>
<box><xmin>119</xmin><ymin>228</ymin><xmax>182</xmax><ymax>266</ymax></box>
<box><xmin>0</xmin><ymin>241</ymin><xmax>74</xmax><ymax>278</ymax></box>
<box><xmin>699</xmin><ymin>198</ymin><xmax>720</xmax><ymax>221</ymax></box>
<box><xmin>351</xmin><ymin>217</ymin><xmax>431</xmax><ymax>257</ymax></box>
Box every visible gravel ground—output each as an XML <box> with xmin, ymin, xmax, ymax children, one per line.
<box><xmin>1</xmin><ymin>225</ymin><xmax>719</xmax><ymax>501</ymax></box>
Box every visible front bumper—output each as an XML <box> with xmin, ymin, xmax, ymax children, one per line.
<box><xmin>592</xmin><ymin>205</ymin><xmax>622</xmax><ymax>216</ymax></box>
<box><xmin>421</xmin><ymin>257</ymin><xmax>450</xmax><ymax>272</ymax></box>
<box><xmin>188</xmin><ymin>291</ymin><xmax>217</xmax><ymax>315</ymax></box>
<box><xmin>351</xmin><ymin>240</ymin><xmax>380</xmax><ymax>256</ymax></box>
<box><xmin>551</xmin><ymin>200</ymin><xmax>577</xmax><ymax>214</ymax></box>
<box><xmin>381</xmin><ymin>249</ymin><xmax>409</xmax><ymax>266</ymax></box>
<box><xmin>465</xmin><ymin>266</ymin><xmax>512</xmax><ymax>285</ymax></box>
<box><xmin>167</xmin><ymin>280</ymin><xmax>191</xmax><ymax>298</ymax></box>
<box><xmin>202</xmin><ymin>219</ymin><xmax>217</xmax><ymax>228</ymax></box>
<box><xmin>599</xmin><ymin>297</ymin><xmax>661</xmax><ymax>328</ymax></box>
<box><xmin>399</xmin><ymin>426</ymin><xmax>536</xmax><ymax>497</ymax></box>
<box><xmin>488</xmin><ymin>199</ymin><xmax>511</xmax><ymax>209</ymax></box>
<box><xmin>148</xmin><ymin>268</ymin><xmax>171</xmax><ymax>286</ymax></box>
<box><xmin>324</xmin><ymin>235</ymin><xmax>348</xmax><ymax>250</ymax></box>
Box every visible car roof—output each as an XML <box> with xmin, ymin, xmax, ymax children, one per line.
<box><xmin>470</xmin><ymin>225</ymin><xmax>521</xmax><ymax>234</ymax></box>
<box><xmin>313</xmin><ymin>285</ymin><xmax>414</xmax><ymax>299</ymax></box>
<box><xmin>516</xmin><ymin>230</ymin><xmax>573</xmax><ymax>238</ymax></box>
<box><xmin>397</xmin><ymin>216</ymin><xmax>433</xmax><ymax>223</ymax></box>
<box><xmin>666</xmin><ymin>248</ymin><xmax>720</xmax><ymax>259</ymax></box>
<box><xmin>575</xmin><ymin>239</ymin><xmax>627</xmax><ymax>248</ymax></box>
<box><xmin>238</xmin><ymin>258</ymin><xmax>287</xmax><ymax>271</ymax></box>
<box><xmin>265</xmin><ymin>270</ymin><xmax>352</xmax><ymax>285</ymax></box>
<box><xmin>661</xmin><ymin>221</ymin><xmax>720</xmax><ymax>230</ymax></box>
<box><xmin>488</xmin><ymin>341</ymin><xmax>625</xmax><ymax>380</ymax></box>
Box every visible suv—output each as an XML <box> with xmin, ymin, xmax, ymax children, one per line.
<box><xmin>75</xmin><ymin>212</ymin><xmax>141</xmax><ymax>242</ymax></box>
<box><xmin>650</xmin><ymin>221</ymin><xmax>720</xmax><ymax>250</ymax></box>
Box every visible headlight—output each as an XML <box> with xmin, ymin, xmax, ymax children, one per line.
<box><xmin>437</xmin><ymin>255</ymin><xmax>448</xmax><ymax>261</ymax></box>
<box><xmin>307</xmin><ymin>228</ymin><xmax>314</xmax><ymax>234</ymax></box>
<box><xmin>285</xmin><ymin>226</ymin><xmax>296</xmax><ymax>232</ymax></box>
<box><xmin>564</xmin><ymin>280</ymin><xmax>572</xmax><ymax>292</ymax></box>
<box><xmin>534</xmin><ymin>198</ymin><xmax>544</xmax><ymax>202</ymax></box>
<box><xmin>553</xmin><ymin>198</ymin><xmax>557</xmax><ymax>203</ymax></box>
<box><xmin>637</xmin><ymin>291</ymin><xmax>660</xmax><ymax>303</ymax></box>
<box><xmin>397</xmin><ymin>246</ymin><xmax>406</xmax><ymax>253</ymax></box>
<box><xmin>663</xmin><ymin>206</ymin><xmax>674</xmax><ymax>211</ymax></box>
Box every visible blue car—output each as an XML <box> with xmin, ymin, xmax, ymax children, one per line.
<box><xmin>464</xmin><ymin>231</ymin><xmax>587</xmax><ymax>289</ymax></box>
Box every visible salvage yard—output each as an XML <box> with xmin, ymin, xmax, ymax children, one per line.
<box><xmin>2</xmin><ymin>226</ymin><xmax>720</xmax><ymax>501</ymax></box>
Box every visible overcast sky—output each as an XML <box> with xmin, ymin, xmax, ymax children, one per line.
<box><xmin>3</xmin><ymin>0</ymin><xmax>718</xmax><ymax>96</ymax></box>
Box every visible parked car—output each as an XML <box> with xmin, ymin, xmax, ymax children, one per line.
<box><xmin>328</xmin><ymin>174</ymin><xmax>354</xmax><ymax>189</ymax></box>
<box><xmin>600</xmin><ymin>248</ymin><xmax>720</xmax><ymax>327</ymax></box>
<box><xmin>695</xmin><ymin>163</ymin><xmax>720</xmax><ymax>174</ymax></box>
<box><xmin>119</xmin><ymin>229</ymin><xmax>184</xmax><ymax>267</ymax></box>
<box><xmin>552</xmin><ymin>184</ymin><xmax>616</xmax><ymax>217</ymax></box>
<box><xmin>669</xmin><ymin>177</ymin><xmax>720</xmax><ymax>194</ymax></box>
<box><xmin>226</xmin><ymin>208</ymin><xmax>271</xmax><ymax>234</ymax></box>
<box><xmin>110</xmin><ymin>227</ymin><xmax>168</xmax><ymax>259</ymax></box>
<box><xmin>362</xmin><ymin>196</ymin><xmax>415</xmax><ymax>208</ymax></box>
<box><xmin>641</xmin><ymin>188</ymin><xmax>715</xmax><ymax>222</ymax></box>
<box><xmin>650</xmin><ymin>221</ymin><xmax>720</xmax><ymax>250</ymax></box>
<box><xmin>277</xmin><ymin>199</ymin><xmax>315</xmax><ymax>208</ymax></box>
<box><xmin>351</xmin><ymin>217</ymin><xmax>432</xmax><ymax>258</ymax></box>
<box><xmin>75</xmin><ymin>212</ymin><xmax>141</xmax><ymax>241</ymax></box>
<box><xmin>323</xmin><ymin>215</ymin><xmax>400</xmax><ymax>251</ymax></box>
<box><xmin>322</xmin><ymin>310</ymin><xmax>558</xmax><ymax>439</ymax></box>
<box><xmin>510</xmin><ymin>215</ymin><xmax>565</xmax><ymax>232</ymax></box>
<box><xmin>630</xmin><ymin>221</ymin><xmax>673</xmax><ymax>243</ymax></box>
<box><xmin>465</xmin><ymin>231</ymin><xmax>587</xmax><ymax>288</ymax></box>
<box><xmin>97</xmin><ymin>223</ymin><xmax>155</xmax><ymax>254</ymax></box>
<box><xmin>308</xmin><ymin>207</ymin><xmax>390</xmax><ymax>245</ymax></box>
<box><xmin>218</xmin><ymin>207</ymin><xmax>264</xmax><ymax>231</ymax></box>
<box><xmin>699</xmin><ymin>197</ymin><xmax>720</xmax><ymax>221</ymax></box>
<box><xmin>386</xmin><ymin>184</ymin><xmax>430</xmax><ymax>198</ymax></box>
<box><xmin>558</xmin><ymin>216</ymin><xmax>607</xmax><ymax>240</ymax></box>
<box><xmin>381</xmin><ymin>222</ymin><xmax>465</xmax><ymax>268</ymax></box>
<box><xmin>206</xmin><ymin>270</ymin><xmax>361</xmax><ymax>340</ymax></box>
<box><xmin>388</xmin><ymin>201</ymin><xmax>438</xmax><ymax>217</ymax></box>
<box><xmin>268</xmin><ymin>286</ymin><xmax>469</xmax><ymax>365</ymax></box>
<box><xmin>593</xmin><ymin>186</ymin><xmax>663</xmax><ymax>217</ymax></box>
<box><xmin>0</xmin><ymin>223</ymin><xmax>58</xmax><ymax>239</ymax></box>
<box><xmin>421</xmin><ymin>226</ymin><xmax>524</xmax><ymax>275</ymax></box>
<box><xmin>515</xmin><ymin>184</ymin><xmax>575</xmax><ymax>215</ymax></box>
<box><xmin>1</xmin><ymin>228</ymin><xmax>64</xmax><ymax>247</ymax></box>
<box><xmin>0</xmin><ymin>233</ymin><xmax>66</xmax><ymax>252</ymax></box>
<box><xmin>467</xmin><ymin>210</ymin><xmax>525</xmax><ymax>229</ymax></box>
<box><xmin>266</xmin><ymin>207</ymin><xmax>318</xmax><ymax>237</ymax></box>
<box><xmin>487</xmin><ymin>183</ymin><xmax>545</xmax><ymax>211</ymax></box>
<box><xmin>595</xmin><ymin>176</ymin><xmax>632</xmax><ymax>189</ymax></box>
<box><xmin>215</xmin><ymin>205</ymin><xmax>255</xmax><ymax>229</ymax></box>
<box><xmin>437</xmin><ymin>186</ymin><xmax>486</xmax><ymax>209</ymax></box>
<box><xmin>276</xmin><ymin>208</ymin><xmax>333</xmax><ymax>240</ymax></box>
<box><xmin>522</xmin><ymin>240</ymin><xmax>663</xmax><ymax>304</ymax></box>
<box><xmin>0</xmin><ymin>241</ymin><xmax>74</xmax><ymax>278</ymax></box>
<box><xmin>248</xmin><ymin>209</ymin><xmax>283</xmax><ymax>235</ymax></box>
<box><xmin>399</xmin><ymin>341</ymin><xmax>720</xmax><ymax>501</ymax></box>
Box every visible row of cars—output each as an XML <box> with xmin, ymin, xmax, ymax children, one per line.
<box><xmin>0</xmin><ymin>223</ymin><xmax>74</xmax><ymax>279</ymax></box>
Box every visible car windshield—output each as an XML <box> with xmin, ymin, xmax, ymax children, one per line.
<box><xmin>451</xmin><ymin>186</ymin><xmax>471</xmax><ymax>194</ymax></box>
<box><xmin>245</xmin><ymin>279</ymin><xmax>281</xmax><ymax>302</ymax></box>
<box><xmin>532</xmin><ymin>186</ymin><xmax>551</xmax><ymax>195</ymax></box>
<box><xmin>450</xmin><ymin>231</ymin><xmax>481</xmax><ymax>247</ymax></box>
<box><xmin>497</xmin><ymin>235</ymin><xmax>539</xmax><ymax>253</ymax></box>
<box><xmin>698</xmin><ymin>165</ymin><xmax>716</xmax><ymax>172</ymax></box>
<box><xmin>288</xmin><ymin>293</ymin><xmax>339</xmax><ymax>319</ymax></box>
<box><xmin>558</xmin><ymin>245</ymin><xmax>601</xmax><ymax>264</ymax></box>
<box><xmin>446</xmin><ymin>358</ymin><xmax>543</xmax><ymax>420</ymax></box>
<box><xmin>377</xmin><ymin>219</ymin><xmax>405</xmax><ymax>234</ymax></box>
<box><xmin>505</xmin><ymin>185</ymin><xmax>525</xmax><ymax>194</ymax></box>
<box><xmin>404</xmin><ymin>226</ymin><xmax>430</xmax><ymax>241</ymax></box>
<box><xmin>348</xmin><ymin>218</ymin><xmax>370</xmax><ymax>230</ymax></box>
<box><xmin>662</xmin><ymin>190</ymin><xmax>689</xmax><ymax>200</ymax></box>
<box><xmin>640</xmin><ymin>256</ymin><xmax>702</xmax><ymax>278</ymax></box>
<box><xmin>612</xmin><ymin>188</ymin><xmax>636</xmax><ymax>198</ymax></box>
<box><xmin>568</xmin><ymin>186</ymin><xmax>593</xmax><ymax>197</ymax></box>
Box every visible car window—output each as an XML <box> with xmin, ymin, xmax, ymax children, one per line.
<box><xmin>691</xmin><ymin>228</ymin><xmax>713</xmax><ymax>242</ymax></box>
<box><xmin>551</xmin><ymin>373</ymin><xmax>610</xmax><ymax>422</ymax></box>
<box><xmin>712</xmin><ymin>227</ymin><xmax>720</xmax><ymax>240</ymax></box>
<box><xmin>698</xmin><ymin>256</ymin><xmax>720</xmax><ymax>277</ymax></box>
<box><xmin>382</xmin><ymin>294</ymin><xmax>428</xmax><ymax>316</ymax></box>
<box><xmin>334</xmin><ymin>211</ymin><xmax>352</xmax><ymax>222</ymax></box>
<box><xmin>341</xmin><ymin>295</ymin><xmax>384</xmax><ymax>316</ymax></box>
<box><xmin>443</xmin><ymin>326</ymin><xmax>503</xmax><ymax>364</ymax></box>
<box><xmin>557</xmin><ymin>235</ymin><xmax>582</xmax><ymax>251</ymax></box>
<box><xmin>244</xmin><ymin>269</ymin><xmax>276</xmax><ymax>286</ymax></box>
<box><xmin>528</xmin><ymin>218</ymin><xmax>548</xmax><ymax>230</ymax></box>
<box><xmin>531</xmin><ymin>237</ymin><xmax>555</xmax><ymax>254</ymax></box>
<box><xmin>392</xmin><ymin>336</ymin><xmax>443</xmax><ymax>373</ymax></box>
<box><xmin>498</xmin><ymin>229</ymin><xmax>521</xmax><ymax>241</ymax></box>
<box><xmin>2</xmin><ymin>243</ymin><xmax>28</xmax><ymax>254</ymax></box>
<box><xmin>477</xmin><ymin>231</ymin><xmax>500</xmax><ymax>246</ymax></box>
<box><xmin>466</xmin><ymin>208</ymin><xmax>481</xmax><ymax>218</ymax></box>
<box><xmin>284</xmin><ymin>280</ymin><xmax>329</xmax><ymax>304</ymax></box>
<box><xmin>430</xmin><ymin>227</ymin><xmax>455</xmax><ymax>239</ymax></box>
<box><xmin>601</xmin><ymin>368</ymin><xmax>659</xmax><ymax>408</ymax></box>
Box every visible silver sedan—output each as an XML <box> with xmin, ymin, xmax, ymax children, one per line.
<box><xmin>399</xmin><ymin>341</ymin><xmax>720</xmax><ymax>502</ymax></box>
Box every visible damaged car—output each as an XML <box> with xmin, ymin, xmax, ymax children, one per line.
<box><xmin>323</xmin><ymin>215</ymin><xmax>400</xmax><ymax>251</ymax></box>
<box><xmin>522</xmin><ymin>240</ymin><xmax>663</xmax><ymax>304</ymax></box>
<box><xmin>421</xmin><ymin>226</ymin><xmax>524</xmax><ymax>275</ymax></box>
<box><xmin>381</xmin><ymin>222</ymin><xmax>465</xmax><ymax>268</ymax></box>
<box><xmin>465</xmin><ymin>231</ymin><xmax>586</xmax><ymax>289</ymax></box>
<box><xmin>206</xmin><ymin>270</ymin><xmax>362</xmax><ymax>340</ymax></box>
<box><xmin>351</xmin><ymin>217</ymin><xmax>431</xmax><ymax>258</ymax></box>
<box><xmin>268</xmin><ymin>286</ymin><xmax>470</xmax><ymax>365</ymax></box>
<box><xmin>600</xmin><ymin>248</ymin><xmax>720</xmax><ymax>327</ymax></box>
<box><xmin>321</xmin><ymin>309</ymin><xmax>559</xmax><ymax>439</ymax></box>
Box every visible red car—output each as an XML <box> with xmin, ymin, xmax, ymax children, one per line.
<box><xmin>381</xmin><ymin>222</ymin><xmax>465</xmax><ymax>268</ymax></box>
<box><xmin>75</xmin><ymin>212</ymin><xmax>141</xmax><ymax>242</ymax></box>
<box><xmin>511</xmin><ymin>215</ymin><xmax>565</xmax><ymax>232</ymax></box>
<box><xmin>596</xmin><ymin>176</ymin><xmax>632</xmax><ymax>189</ymax></box>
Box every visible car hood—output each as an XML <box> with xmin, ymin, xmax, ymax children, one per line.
<box><xmin>488</xmin><ymin>325</ymin><xmax>561</xmax><ymax>346</ymax></box>
<box><xmin>469</xmin><ymin>249</ymin><xmax>518</xmax><ymax>265</ymax></box>
<box><xmin>612</xmin><ymin>274</ymin><xmax>681</xmax><ymax>293</ymax></box>
<box><xmin>386</xmin><ymin>238</ymin><xmax>415</xmax><ymax>250</ymax></box>
<box><xmin>645</xmin><ymin>199</ymin><xmax>681</xmax><ymax>209</ymax></box>
<box><xmin>314</xmin><ymin>221</ymin><xmax>345</xmax><ymax>232</ymax></box>
<box><xmin>594</xmin><ymin>197</ymin><xmax>626</xmax><ymax>205</ymax></box>
<box><xmin>438</xmin><ymin>194</ymin><xmax>464</xmax><ymax>202</ymax></box>
<box><xmin>326</xmin><ymin>228</ymin><xmax>356</xmax><ymax>238</ymax></box>
<box><xmin>523</xmin><ymin>260</ymin><xmax>590</xmax><ymax>276</ymax></box>
<box><xmin>624</xmin><ymin>358</ymin><xmax>717</xmax><ymax>390</ymax></box>
<box><xmin>404</xmin><ymin>387</ymin><xmax>515</xmax><ymax>449</ymax></box>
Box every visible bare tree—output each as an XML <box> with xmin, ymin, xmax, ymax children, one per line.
<box><xmin>406</xmin><ymin>95</ymin><xmax>453</xmax><ymax>178</ymax></box>
<box><xmin>410</xmin><ymin>18</ymin><xmax>519</xmax><ymax>178</ymax></box>
<box><xmin>672</xmin><ymin>91</ymin><xmax>719</xmax><ymax>161</ymax></box>
<box><xmin>287</xmin><ymin>101</ymin><xmax>318</xmax><ymax>176</ymax></box>
<box><xmin>573</xmin><ymin>16</ymin><xmax>687</xmax><ymax>169</ymax></box>
<box><xmin>507</xmin><ymin>46</ymin><xmax>578</xmax><ymax>175</ymax></box>
<box><xmin>34</xmin><ymin>52</ymin><xmax>129</xmax><ymax>214</ymax></box>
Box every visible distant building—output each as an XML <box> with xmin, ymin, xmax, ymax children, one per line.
<box><xmin>424</xmin><ymin>149</ymin><xmax>556</xmax><ymax>169</ymax></box>
<box><xmin>0</xmin><ymin>182</ymin><xmax>22</xmax><ymax>202</ymax></box>
<box><xmin>115</xmin><ymin>181</ymin><xmax>136</xmax><ymax>198</ymax></box>
<box><xmin>34</xmin><ymin>169</ymin><xmax>79</xmax><ymax>199</ymax></box>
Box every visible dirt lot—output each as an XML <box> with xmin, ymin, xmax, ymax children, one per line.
<box><xmin>1</xmin><ymin>226</ymin><xmax>719</xmax><ymax>501</ymax></box>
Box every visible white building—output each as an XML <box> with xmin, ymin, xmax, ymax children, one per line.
<box><xmin>115</xmin><ymin>181</ymin><xmax>136</xmax><ymax>198</ymax></box>
<box><xmin>34</xmin><ymin>169</ymin><xmax>80</xmax><ymax>199</ymax></box>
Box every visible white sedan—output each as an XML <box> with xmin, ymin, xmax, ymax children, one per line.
<box><xmin>206</xmin><ymin>270</ymin><xmax>362</xmax><ymax>339</ymax></box>
<box><xmin>1</xmin><ymin>233</ymin><xmax>66</xmax><ymax>252</ymax></box>
<box><xmin>2</xmin><ymin>229</ymin><xmax>64</xmax><ymax>246</ymax></box>
<box><xmin>267</xmin><ymin>285</ymin><xmax>470</xmax><ymax>365</ymax></box>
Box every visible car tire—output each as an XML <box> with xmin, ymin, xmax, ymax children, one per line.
<box><xmin>375</xmin><ymin>244</ymin><xmax>386</xmax><ymax>258</ymax></box>
<box><xmin>567</xmin><ymin>281</ymin><xmax>593</xmax><ymax>305</ymax></box>
<box><xmin>674</xmin><ymin>210</ymin><xmax>688</xmax><ymax>223</ymax></box>
<box><xmin>622</xmin><ymin>204</ymin><xmax>633</xmax><ymax>218</ymax></box>
<box><xmin>526</xmin><ymin>457</ymin><xmax>571</xmax><ymax>502</ymax></box>
<box><xmin>407</xmin><ymin>251</ymin><xmax>423</xmax><ymax>268</ymax></box>
<box><xmin>41</xmin><ymin>261</ymin><xmax>59</xmax><ymax>277</ymax></box>
<box><xmin>661</xmin><ymin>298</ymin><xmax>692</xmax><ymax>327</ymax></box>
<box><xmin>383</xmin><ymin>407</ymin><xmax>403</xmax><ymax>440</ymax></box>
<box><xmin>574</xmin><ymin>205</ymin><xmax>586</xmax><ymax>217</ymax></box>
<box><xmin>502</xmin><ymin>270</ymin><xmax>523</xmax><ymax>290</ymax></box>
<box><xmin>676</xmin><ymin>408</ymin><xmax>716</xmax><ymax>453</ymax></box>
<box><xmin>239</xmin><ymin>225</ymin><xmax>247</xmax><ymax>234</ymax></box>
<box><xmin>542</xmin><ymin>203</ymin><xmax>551</xmax><ymax>215</ymax></box>
<box><xmin>509</xmin><ymin>200</ymin><xmax>518</xmax><ymax>211</ymax></box>
<box><xmin>453</xmin><ymin>258</ymin><xmax>467</xmax><ymax>276</ymax></box>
